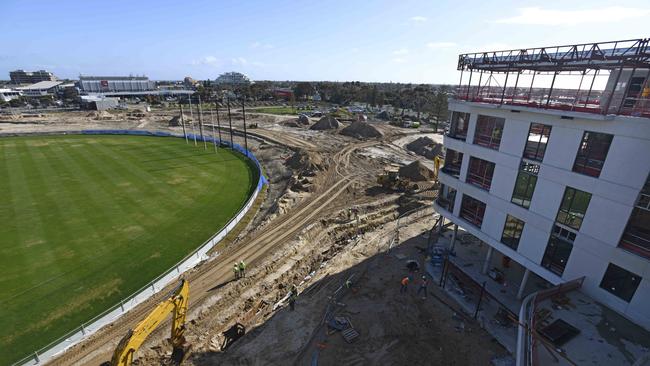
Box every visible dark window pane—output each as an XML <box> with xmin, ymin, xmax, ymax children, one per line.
<box><xmin>460</xmin><ymin>194</ymin><xmax>486</xmax><ymax>228</ymax></box>
<box><xmin>442</xmin><ymin>149</ymin><xmax>463</xmax><ymax>178</ymax></box>
<box><xmin>448</xmin><ymin>111</ymin><xmax>470</xmax><ymax>140</ymax></box>
<box><xmin>501</xmin><ymin>215</ymin><xmax>525</xmax><ymax>250</ymax></box>
<box><xmin>523</xmin><ymin>123</ymin><xmax>552</xmax><ymax>161</ymax></box>
<box><xmin>436</xmin><ymin>184</ymin><xmax>457</xmax><ymax>213</ymax></box>
<box><xmin>467</xmin><ymin>157</ymin><xmax>495</xmax><ymax>191</ymax></box>
<box><xmin>542</xmin><ymin>232</ymin><xmax>574</xmax><ymax>276</ymax></box>
<box><xmin>474</xmin><ymin>115</ymin><xmax>505</xmax><ymax>150</ymax></box>
<box><xmin>573</xmin><ymin>131</ymin><xmax>613</xmax><ymax>178</ymax></box>
<box><xmin>511</xmin><ymin>162</ymin><xmax>539</xmax><ymax>209</ymax></box>
<box><xmin>619</xmin><ymin>174</ymin><xmax>650</xmax><ymax>259</ymax></box>
<box><xmin>599</xmin><ymin>263</ymin><xmax>641</xmax><ymax>302</ymax></box>
<box><xmin>556</xmin><ymin>187</ymin><xmax>591</xmax><ymax>231</ymax></box>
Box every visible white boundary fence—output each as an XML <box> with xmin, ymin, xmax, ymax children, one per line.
<box><xmin>12</xmin><ymin>130</ymin><xmax>267</xmax><ymax>366</ymax></box>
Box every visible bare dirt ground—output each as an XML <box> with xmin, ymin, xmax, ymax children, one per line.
<box><xmin>3</xmin><ymin>108</ymin><xmax>506</xmax><ymax>366</ymax></box>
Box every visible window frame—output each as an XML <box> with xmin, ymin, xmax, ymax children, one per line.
<box><xmin>436</xmin><ymin>184</ymin><xmax>457</xmax><ymax>213</ymax></box>
<box><xmin>523</xmin><ymin>123</ymin><xmax>552</xmax><ymax>162</ymax></box>
<box><xmin>460</xmin><ymin>194</ymin><xmax>487</xmax><ymax>228</ymax></box>
<box><xmin>442</xmin><ymin>148</ymin><xmax>463</xmax><ymax>178</ymax></box>
<box><xmin>572</xmin><ymin>131</ymin><xmax>613</xmax><ymax>178</ymax></box>
<box><xmin>619</xmin><ymin>174</ymin><xmax>650</xmax><ymax>259</ymax></box>
<box><xmin>511</xmin><ymin>161</ymin><xmax>539</xmax><ymax>209</ymax></box>
<box><xmin>556</xmin><ymin>187</ymin><xmax>591</xmax><ymax>231</ymax></box>
<box><xmin>501</xmin><ymin>215</ymin><xmax>525</xmax><ymax>250</ymax></box>
<box><xmin>473</xmin><ymin>115</ymin><xmax>505</xmax><ymax>150</ymax></box>
<box><xmin>467</xmin><ymin>156</ymin><xmax>496</xmax><ymax>191</ymax></box>
<box><xmin>448</xmin><ymin>111</ymin><xmax>470</xmax><ymax>141</ymax></box>
<box><xmin>599</xmin><ymin>263</ymin><xmax>642</xmax><ymax>302</ymax></box>
<box><xmin>541</xmin><ymin>228</ymin><xmax>574</xmax><ymax>276</ymax></box>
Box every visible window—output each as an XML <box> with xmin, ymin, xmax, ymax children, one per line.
<box><xmin>542</xmin><ymin>227</ymin><xmax>575</xmax><ymax>276</ymax></box>
<box><xmin>442</xmin><ymin>149</ymin><xmax>463</xmax><ymax>178</ymax></box>
<box><xmin>436</xmin><ymin>184</ymin><xmax>457</xmax><ymax>213</ymax></box>
<box><xmin>600</xmin><ymin>263</ymin><xmax>641</xmax><ymax>302</ymax></box>
<box><xmin>619</xmin><ymin>174</ymin><xmax>650</xmax><ymax>259</ymax></box>
<box><xmin>460</xmin><ymin>194</ymin><xmax>486</xmax><ymax>228</ymax></box>
<box><xmin>556</xmin><ymin>187</ymin><xmax>591</xmax><ymax>231</ymax></box>
<box><xmin>448</xmin><ymin>111</ymin><xmax>470</xmax><ymax>140</ymax></box>
<box><xmin>467</xmin><ymin>157</ymin><xmax>495</xmax><ymax>191</ymax></box>
<box><xmin>523</xmin><ymin>123</ymin><xmax>552</xmax><ymax>161</ymax></box>
<box><xmin>501</xmin><ymin>215</ymin><xmax>525</xmax><ymax>250</ymax></box>
<box><xmin>473</xmin><ymin>115</ymin><xmax>505</xmax><ymax>150</ymax></box>
<box><xmin>511</xmin><ymin>161</ymin><xmax>539</xmax><ymax>209</ymax></box>
<box><xmin>573</xmin><ymin>131</ymin><xmax>613</xmax><ymax>178</ymax></box>
<box><xmin>623</xmin><ymin>76</ymin><xmax>646</xmax><ymax>108</ymax></box>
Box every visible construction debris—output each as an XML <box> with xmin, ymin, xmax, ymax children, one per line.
<box><xmin>168</xmin><ymin>115</ymin><xmax>182</xmax><ymax>127</ymax></box>
<box><xmin>398</xmin><ymin>160</ymin><xmax>435</xmax><ymax>181</ymax></box>
<box><xmin>310</xmin><ymin>115</ymin><xmax>340</xmax><ymax>130</ymax></box>
<box><xmin>340</xmin><ymin>121</ymin><xmax>383</xmax><ymax>139</ymax></box>
<box><xmin>297</xmin><ymin>114</ymin><xmax>310</xmax><ymax>125</ymax></box>
<box><xmin>405</xmin><ymin>136</ymin><xmax>443</xmax><ymax>159</ymax></box>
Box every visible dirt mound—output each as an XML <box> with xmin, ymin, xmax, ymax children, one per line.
<box><xmin>297</xmin><ymin>114</ymin><xmax>310</xmax><ymax>125</ymax></box>
<box><xmin>340</xmin><ymin>121</ymin><xmax>383</xmax><ymax>139</ymax></box>
<box><xmin>285</xmin><ymin>149</ymin><xmax>325</xmax><ymax>176</ymax></box>
<box><xmin>309</xmin><ymin>115</ymin><xmax>340</xmax><ymax>130</ymax></box>
<box><xmin>399</xmin><ymin>160</ymin><xmax>435</xmax><ymax>181</ymax></box>
<box><xmin>168</xmin><ymin>115</ymin><xmax>182</xmax><ymax>127</ymax></box>
<box><xmin>376</xmin><ymin>110</ymin><xmax>390</xmax><ymax>120</ymax></box>
<box><xmin>282</xmin><ymin>119</ymin><xmax>301</xmax><ymax>128</ymax></box>
<box><xmin>406</xmin><ymin>136</ymin><xmax>443</xmax><ymax>159</ymax></box>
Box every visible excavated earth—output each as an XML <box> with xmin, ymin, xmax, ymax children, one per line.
<box><xmin>3</xmin><ymin>109</ymin><xmax>507</xmax><ymax>366</ymax></box>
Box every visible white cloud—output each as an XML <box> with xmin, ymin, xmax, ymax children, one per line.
<box><xmin>231</xmin><ymin>57</ymin><xmax>264</xmax><ymax>67</ymax></box>
<box><xmin>192</xmin><ymin>55</ymin><xmax>220</xmax><ymax>66</ymax></box>
<box><xmin>426</xmin><ymin>42</ymin><xmax>456</xmax><ymax>49</ymax></box>
<box><xmin>250</xmin><ymin>41</ymin><xmax>274</xmax><ymax>49</ymax></box>
<box><xmin>495</xmin><ymin>6</ymin><xmax>650</xmax><ymax>26</ymax></box>
<box><xmin>410</xmin><ymin>16</ymin><xmax>427</xmax><ymax>23</ymax></box>
<box><xmin>391</xmin><ymin>57</ymin><xmax>407</xmax><ymax>64</ymax></box>
<box><xmin>392</xmin><ymin>48</ymin><xmax>409</xmax><ymax>55</ymax></box>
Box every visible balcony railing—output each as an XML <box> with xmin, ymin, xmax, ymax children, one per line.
<box><xmin>619</xmin><ymin>233</ymin><xmax>650</xmax><ymax>260</ymax></box>
<box><xmin>436</xmin><ymin>196</ymin><xmax>455</xmax><ymax>213</ymax></box>
<box><xmin>441</xmin><ymin>165</ymin><xmax>461</xmax><ymax>178</ymax></box>
<box><xmin>467</xmin><ymin>171</ymin><xmax>492</xmax><ymax>191</ymax></box>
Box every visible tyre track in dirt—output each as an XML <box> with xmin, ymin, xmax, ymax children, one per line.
<box><xmin>49</xmin><ymin>135</ymin><xmax>374</xmax><ymax>366</ymax></box>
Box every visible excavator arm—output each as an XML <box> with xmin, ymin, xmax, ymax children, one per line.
<box><xmin>110</xmin><ymin>280</ymin><xmax>189</xmax><ymax>366</ymax></box>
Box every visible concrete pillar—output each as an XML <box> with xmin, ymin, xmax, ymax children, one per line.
<box><xmin>482</xmin><ymin>246</ymin><xmax>493</xmax><ymax>274</ymax></box>
<box><xmin>517</xmin><ymin>269</ymin><xmax>531</xmax><ymax>300</ymax></box>
<box><xmin>450</xmin><ymin>224</ymin><xmax>458</xmax><ymax>252</ymax></box>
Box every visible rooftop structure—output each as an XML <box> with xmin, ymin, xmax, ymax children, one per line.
<box><xmin>16</xmin><ymin>81</ymin><xmax>64</xmax><ymax>96</ymax></box>
<box><xmin>214</xmin><ymin>71</ymin><xmax>252</xmax><ymax>86</ymax></box>
<box><xmin>77</xmin><ymin>75</ymin><xmax>155</xmax><ymax>93</ymax></box>
<box><xmin>435</xmin><ymin>38</ymin><xmax>650</xmax><ymax>361</ymax></box>
<box><xmin>9</xmin><ymin>69</ymin><xmax>58</xmax><ymax>84</ymax></box>
<box><xmin>455</xmin><ymin>38</ymin><xmax>650</xmax><ymax>118</ymax></box>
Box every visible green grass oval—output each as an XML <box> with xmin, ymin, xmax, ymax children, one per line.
<box><xmin>0</xmin><ymin>134</ymin><xmax>257</xmax><ymax>364</ymax></box>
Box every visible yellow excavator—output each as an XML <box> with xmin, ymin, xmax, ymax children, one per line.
<box><xmin>107</xmin><ymin>280</ymin><xmax>190</xmax><ymax>366</ymax></box>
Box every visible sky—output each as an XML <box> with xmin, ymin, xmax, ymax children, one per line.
<box><xmin>0</xmin><ymin>0</ymin><xmax>648</xmax><ymax>84</ymax></box>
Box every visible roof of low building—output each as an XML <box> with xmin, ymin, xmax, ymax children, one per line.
<box><xmin>17</xmin><ymin>81</ymin><xmax>63</xmax><ymax>90</ymax></box>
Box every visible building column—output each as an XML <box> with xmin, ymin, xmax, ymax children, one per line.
<box><xmin>438</xmin><ymin>215</ymin><xmax>445</xmax><ymax>233</ymax></box>
<box><xmin>449</xmin><ymin>224</ymin><xmax>458</xmax><ymax>252</ymax></box>
<box><xmin>517</xmin><ymin>269</ymin><xmax>531</xmax><ymax>300</ymax></box>
<box><xmin>482</xmin><ymin>246</ymin><xmax>493</xmax><ymax>274</ymax></box>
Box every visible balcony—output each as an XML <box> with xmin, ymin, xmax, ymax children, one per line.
<box><xmin>441</xmin><ymin>164</ymin><xmax>461</xmax><ymax>179</ymax></box>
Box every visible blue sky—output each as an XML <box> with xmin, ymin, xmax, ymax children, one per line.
<box><xmin>1</xmin><ymin>0</ymin><xmax>647</xmax><ymax>83</ymax></box>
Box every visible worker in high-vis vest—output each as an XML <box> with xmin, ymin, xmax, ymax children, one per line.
<box><xmin>400</xmin><ymin>276</ymin><xmax>410</xmax><ymax>294</ymax></box>
<box><xmin>233</xmin><ymin>263</ymin><xmax>240</xmax><ymax>279</ymax></box>
<box><xmin>239</xmin><ymin>260</ymin><xmax>246</xmax><ymax>278</ymax></box>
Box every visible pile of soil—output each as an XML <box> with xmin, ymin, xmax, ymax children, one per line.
<box><xmin>297</xmin><ymin>114</ymin><xmax>310</xmax><ymax>125</ymax></box>
<box><xmin>340</xmin><ymin>121</ymin><xmax>383</xmax><ymax>139</ymax></box>
<box><xmin>309</xmin><ymin>115</ymin><xmax>340</xmax><ymax>130</ymax></box>
<box><xmin>92</xmin><ymin>111</ymin><xmax>113</xmax><ymax>120</ymax></box>
<box><xmin>282</xmin><ymin>119</ymin><xmax>301</xmax><ymax>128</ymax></box>
<box><xmin>399</xmin><ymin>160</ymin><xmax>435</xmax><ymax>181</ymax></box>
<box><xmin>406</xmin><ymin>136</ymin><xmax>443</xmax><ymax>159</ymax></box>
<box><xmin>376</xmin><ymin>110</ymin><xmax>390</xmax><ymax>120</ymax></box>
<box><xmin>285</xmin><ymin>149</ymin><xmax>325</xmax><ymax>176</ymax></box>
<box><xmin>168</xmin><ymin>115</ymin><xmax>182</xmax><ymax>127</ymax></box>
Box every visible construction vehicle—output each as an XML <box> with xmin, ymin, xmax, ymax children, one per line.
<box><xmin>106</xmin><ymin>280</ymin><xmax>190</xmax><ymax>366</ymax></box>
<box><xmin>377</xmin><ymin>166</ymin><xmax>418</xmax><ymax>193</ymax></box>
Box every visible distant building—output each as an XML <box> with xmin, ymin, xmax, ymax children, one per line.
<box><xmin>77</xmin><ymin>76</ymin><xmax>155</xmax><ymax>93</ymax></box>
<box><xmin>80</xmin><ymin>95</ymin><xmax>120</xmax><ymax>111</ymax></box>
<box><xmin>9</xmin><ymin>69</ymin><xmax>58</xmax><ymax>84</ymax></box>
<box><xmin>183</xmin><ymin>76</ymin><xmax>198</xmax><ymax>88</ymax></box>
<box><xmin>214</xmin><ymin>72</ymin><xmax>252</xmax><ymax>86</ymax></box>
<box><xmin>16</xmin><ymin>81</ymin><xmax>63</xmax><ymax>97</ymax></box>
<box><xmin>0</xmin><ymin>88</ymin><xmax>22</xmax><ymax>102</ymax></box>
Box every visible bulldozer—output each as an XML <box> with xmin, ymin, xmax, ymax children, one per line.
<box><xmin>105</xmin><ymin>280</ymin><xmax>190</xmax><ymax>366</ymax></box>
<box><xmin>377</xmin><ymin>166</ymin><xmax>418</xmax><ymax>193</ymax></box>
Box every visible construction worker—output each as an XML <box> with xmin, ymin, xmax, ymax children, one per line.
<box><xmin>233</xmin><ymin>263</ymin><xmax>240</xmax><ymax>279</ymax></box>
<box><xmin>400</xmin><ymin>276</ymin><xmax>410</xmax><ymax>294</ymax></box>
<box><xmin>239</xmin><ymin>260</ymin><xmax>246</xmax><ymax>278</ymax></box>
<box><xmin>289</xmin><ymin>284</ymin><xmax>298</xmax><ymax>311</ymax></box>
<box><xmin>417</xmin><ymin>275</ymin><xmax>428</xmax><ymax>299</ymax></box>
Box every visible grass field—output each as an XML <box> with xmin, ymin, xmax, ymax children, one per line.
<box><xmin>251</xmin><ymin>106</ymin><xmax>300</xmax><ymax>115</ymax></box>
<box><xmin>0</xmin><ymin>134</ymin><xmax>257</xmax><ymax>364</ymax></box>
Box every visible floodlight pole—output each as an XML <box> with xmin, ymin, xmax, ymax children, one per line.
<box><xmin>210</xmin><ymin>106</ymin><xmax>217</xmax><ymax>153</ymax></box>
<box><xmin>197</xmin><ymin>95</ymin><xmax>207</xmax><ymax>150</ymax></box>
<box><xmin>179</xmin><ymin>103</ymin><xmax>188</xmax><ymax>144</ymax></box>
<box><xmin>215</xmin><ymin>102</ymin><xmax>223</xmax><ymax>145</ymax></box>
<box><xmin>188</xmin><ymin>96</ymin><xmax>197</xmax><ymax>146</ymax></box>
<box><xmin>241</xmin><ymin>99</ymin><xmax>249</xmax><ymax>156</ymax></box>
<box><xmin>227</xmin><ymin>98</ymin><xmax>234</xmax><ymax>149</ymax></box>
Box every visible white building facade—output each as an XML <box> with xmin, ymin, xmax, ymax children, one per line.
<box><xmin>435</xmin><ymin>99</ymin><xmax>650</xmax><ymax>329</ymax></box>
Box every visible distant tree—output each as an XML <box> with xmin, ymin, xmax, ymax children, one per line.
<box><xmin>431</xmin><ymin>85</ymin><xmax>450</xmax><ymax>132</ymax></box>
<box><xmin>293</xmin><ymin>82</ymin><xmax>314</xmax><ymax>100</ymax></box>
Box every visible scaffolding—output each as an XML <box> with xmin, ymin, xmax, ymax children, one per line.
<box><xmin>454</xmin><ymin>38</ymin><xmax>650</xmax><ymax>118</ymax></box>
